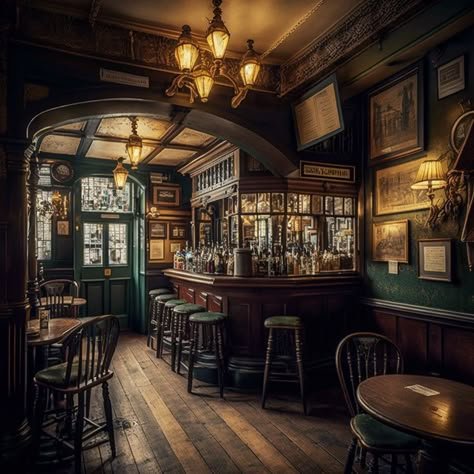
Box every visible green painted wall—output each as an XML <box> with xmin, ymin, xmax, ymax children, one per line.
<box><xmin>364</xmin><ymin>26</ymin><xmax>474</xmax><ymax>314</ymax></box>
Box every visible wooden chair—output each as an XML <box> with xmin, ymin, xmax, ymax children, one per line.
<box><xmin>336</xmin><ymin>332</ymin><xmax>419</xmax><ymax>473</ymax></box>
<box><xmin>33</xmin><ymin>314</ymin><xmax>120</xmax><ymax>474</ymax></box>
<box><xmin>39</xmin><ymin>279</ymin><xmax>80</xmax><ymax>318</ymax></box>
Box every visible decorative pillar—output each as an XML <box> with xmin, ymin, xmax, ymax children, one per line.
<box><xmin>0</xmin><ymin>141</ymin><xmax>32</xmax><ymax>466</ymax></box>
<box><xmin>26</xmin><ymin>147</ymin><xmax>40</xmax><ymax>319</ymax></box>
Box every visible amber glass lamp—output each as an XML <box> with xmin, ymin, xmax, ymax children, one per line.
<box><xmin>411</xmin><ymin>160</ymin><xmax>447</xmax><ymax>202</ymax></box>
<box><xmin>194</xmin><ymin>65</ymin><xmax>214</xmax><ymax>102</ymax></box>
<box><xmin>175</xmin><ymin>25</ymin><xmax>199</xmax><ymax>72</ymax></box>
<box><xmin>126</xmin><ymin>117</ymin><xmax>143</xmax><ymax>170</ymax></box>
<box><xmin>113</xmin><ymin>157</ymin><xmax>129</xmax><ymax>190</ymax></box>
<box><xmin>206</xmin><ymin>0</ymin><xmax>230</xmax><ymax>60</ymax></box>
<box><xmin>240</xmin><ymin>40</ymin><xmax>261</xmax><ymax>86</ymax></box>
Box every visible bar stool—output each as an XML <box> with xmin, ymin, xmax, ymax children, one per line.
<box><xmin>160</xmin><ymin>299</ymin><xmax>186</xmax><ymax>367</ymax></box>
<box><xmin>147</xmin><ymin>288</ymin><xmax>171</xmax><ymax>348</ymax></box>
<box><xmin>172</xmin><ymin>303</ymin><xmax>206</xmax><ymax>374</ymax></box>
<box><xmin>261</xmin><ymin>315</ymin><xmax>306</xmax><ymax>414</ymax></box>
<box><xmin>187</xmin><ymin>311</ymin><xmax>227</xmax><ymax>398</ymax></box>
<box><xmin>151</xmin><ymin>293</ymin><xmax>177</xmax><ymax>356</ymax></box>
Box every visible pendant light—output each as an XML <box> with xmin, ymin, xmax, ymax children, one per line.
<box><xmin>194</xmin><ymin>65</ymin><xmax>214</xmax><ymax>102</ymax></box>
<box><xmin>206</xmin><ymin>0</ymin><xmax>230</xmax><ymax>60</ymax></box>
<box><xmin>175</xmin><ymin>25</ymin><xmax>199</xmax><ymax>72</ymax></box>
<box><xmin>126</xmin><ymin>116</ymin><xmax>143</xmax><ymax>170</ymax></box>
<box><xmin>240</xmin><ymin>40</ymin><xmax>261</xmax><ymax>87</ymax></box>
<box><xmin>113</xmin><ymin>157</ymin><xmax>129</xmax><ymax>190</ymax></box>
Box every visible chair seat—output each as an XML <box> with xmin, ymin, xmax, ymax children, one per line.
<box><xmin>164</xmin><ymin>299</ymin><xmax>186</xmax><ymax>308</ymax></box>
<box><xmin>149</xmin><ymin>288</ymin><xmax>171</xmax><ymax>297</ymax></box>
<box><xmin>351</xmin><ymin>414</ymin><xmax>419</xmax><ymax>449</ymax></box>
<box><xmin>174</xmin><ymin>303</ymin><xmax>205</xmax><ymax>315</ymax></box>
<box><xmin>264</xmin><ymin>316</ymin><xmax>302</xmax><ymax>328</ymax></box>
<box><xmin>189</xmin><ymin>311</ymin><xmax>226</xmax><ymax>324</ymax></box>
<box><xmin>157</xmin><ymin>294</ymin><xmax>178</xmax><ymax>303</ymax></box>
<box><xmin>35</xmin><ymin>361</ymin><xmax>80</xmax><ymax>388</ymax></box>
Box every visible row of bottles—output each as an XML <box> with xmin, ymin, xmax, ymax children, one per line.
<box><xmin>174</xmin><ymin>243</ymin><xmax>235</xmax><ymax>276</ymax></box>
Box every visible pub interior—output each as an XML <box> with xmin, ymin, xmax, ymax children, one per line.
<box><xmin>1</xmin><ymin>0</ymin><xmax>474</xmax><ymax>473</ymax></box>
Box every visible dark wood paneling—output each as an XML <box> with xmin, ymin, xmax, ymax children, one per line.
<box><xmin>398</xmin><ymin>318</ymin><xmax>428</xmax><ymax>371</ymax></box>
<box><xmin>443</xmin><ymin>328</ymin><xmax>474</xmax><ymax>382</ymax></box>
<box><xmin>209</xmin><ymin>294</ymin><xmax>223</xmax><ymax>312</ymax></box>
<box><xmin>85</xmin><ymin>281</ymin><xmax>104</xmax><ymax>316</ymax></box>
<box><xmin>372</xmin><ymin>311</ymin><xmax>397</xmax><ymax>341</ymax></box>
<box><xmin>428</xmin><ymin>324</ymin><xmax>443</xmax><ymax>375</ymax></box>
<box><xmin>228</xmin><ymin>299</ymin><xmax>252</xmax><ymax>355</ymax></box>
<box><xmin>110</xmin><ymin>279</ymin><xmax>128</xmax><ymax>316</ymax></box>
<box><xmin>181</xmin><ymin>286</ymin><xmax>195</xmax><ymax>303</ymax></box>
<box><xmin>196</xmin><ymin>291</ymin><xmax>208</xmax><ymax>308</ymax></box>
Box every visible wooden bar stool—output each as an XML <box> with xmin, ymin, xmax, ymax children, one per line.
<box><xmin>147</xmin><ymin>288</ymin><xmax>172</xmax><ymax>348</ymax></box>
<box><xmin>261</xmin><ymin>316</ymin><xmax>306</xmax><ymax>414</ymax></box>
<box><xmin>172</xmin><ymin>303</ymin><xmax>206</xmax><ymax>374</ymax></box>
<box><xmin>187</xmin><ymin>312</ymin><xmax>227</xmax><ymax>398</ymax></box>
<box><xmin>160</xmin><ymin>299</ymin><xmax>186</xmax><ymax>367</ymax></box>
<box><xmin>149</xmin><ymin>293</ymin><xmax>177</xmax><ymax>356</ymax></box>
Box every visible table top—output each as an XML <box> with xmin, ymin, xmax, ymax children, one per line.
<box><xmin>27</xmin><ymin>318</ymin><xmax>81</xmax><ymax>346</ymax></box>
<box><xmin>357</xmin><ymin>374</ymin><xmax>474</xmax><ymax>445</ymax></box>
<box><xmin>40</xmin><ymin>297</ymin><xmax>87</xmax><ymax>307</ymax></box>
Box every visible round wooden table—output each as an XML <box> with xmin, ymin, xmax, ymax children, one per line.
<box><xmin>357</xmin><ymin>374</ymin><xmax>474</xmax><ymax>473</ymax></box>
<box><xmin>40</xmin><ymin>297</ymin><xmax>87</xmax><ymax>317</ymax></box>
<box><xmin>27</xmin><ymin>318</ymin><xmax>82</xmax><ymax>346</ymax></box>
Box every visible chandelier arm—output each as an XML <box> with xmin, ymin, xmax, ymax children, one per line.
<box><xmin>165</xmin><ymin>73</ymin><xmax>194</xmax><ymax>97</ymax></box>
<box><xmin>231</xmin><ymin>86</ymin><xmax>250</xmax><ymax>109</ymax></box>
<box><xmin>219</xmin><ymin>69</ymin><xmax>241</xmax><ymax>95</ymax></box>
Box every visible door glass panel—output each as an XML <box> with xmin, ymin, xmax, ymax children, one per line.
<box><xmin>37</xmin><ymin>189</ymin><xmax>52</xmax><ymax>260</ymax></box>
<box><xmin>83</xmin><ymin>223</ymin><xmax>103</xmax><ymax>265</ymax></box>
<box><xmin>109</xmin><ymin>223</ymin><xmax>128</xmax><ymax>265</ymax></box>
<box><xmin>81</xmin><ymin>177</ymin><xmax>131</xmax><ymax>213</ymax></box>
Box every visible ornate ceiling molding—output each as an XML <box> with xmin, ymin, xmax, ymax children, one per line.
<box><xmin>279</xmin><ymin>0</ymin><xmax>432</xmax><ymax>96</ymax></box>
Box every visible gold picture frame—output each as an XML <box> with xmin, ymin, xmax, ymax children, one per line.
<box><xmin>372</xmin><ymin>219</ymin><xmax>409</xmax><ymax>263</ymax></box>
<box><xmin>149</xmin><ymin>239</ymin><xmax>164</xmax><ymax>261</ymax></box>
<box><xmin>152</xmin><ymin>184</ymin><xmax>181</xmax><ymax>207</ymax></box>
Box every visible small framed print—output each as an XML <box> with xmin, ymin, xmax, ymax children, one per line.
<box><xmin>372</xmin><ymin>219</ymin><xmax>409</xmax><ymax>263</ymax></box>
<box><xmin>152</xmin><ymin>184</ymin><xmax>181</xmax><ymax>207</ymax></box>
<box><xmin>170</xmin><ymin>242</ymin><xmax>182</xmax><ymax>254</ymax></box>
<box><xmin>169</xmin><ymin>222</ymin><xmax>187</xmax><ymax>240</ymax></box>
<box><xmin>57</xmin><ymin>220</ymin><xmax>70</xmax><ymax>236</ymax></box>
<box><xmin>437</xmin><ymin>55</ymin><xmax>465</xmax><ymax>100</ymax></box>
<box><xmin>149</xmin><ymin>239</ymin><xmax>164</xmax><ymax>261</ymax></box>
<box><xmin>149</xmin><ymin>221</ymin><xmax>167</xmax><ymax>239</ymax></box>
<box><xmin>418</xmin><ymin>239</ymin><xmax>452</xmax><ymax>282</ymax></box>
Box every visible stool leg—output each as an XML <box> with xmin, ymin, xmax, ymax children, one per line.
<box><xmin>295</xmin><ymin>328</ymin><xmax>306</xmax><ymax>415</ymax></box>
<box><xmin>147</xmin><ymin>296</ymin><xmax>154</xmax><ymax>347</ymax></box>
<box><xmin>187</xmin><ymin>323</ymin><xmax>198</xmax><ymax>393</ymax></box>
<box><xmin>171</xmin><ymin>310</ymin><xmax>177</xmax><ymax>372</ymax></box>
<box><xmin>176</xmin><ymin>314</ymin><xmax>184</xmax><ymax>375</ymax></box>
<box><xmin>155</xmin><ymin>302</ymin><xmax>162</xmax><ymax>358</ymax></box>
<box><xmin>261</xmin><ymin>328</ymin><xmax>274</xmax><ymax>409</ymax></box>
<box><xmin>74</xmin><ymin>391</ymin><xmax>85</xmax><ymax>474</ymax></box>
<box><xmin>216</xmin><ymin>323</ymin><xmax>225</xmax><ymax>398</ymax></box>
<box><xmin>158</xmin><ymin>303</ymin><xmax>166</xmax><ymax>358</ymax></box>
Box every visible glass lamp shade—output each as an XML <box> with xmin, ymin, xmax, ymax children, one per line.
<box><xmin>207</xmin><ymin>28</ymin><xmax>230</xmax><ymax>59</ymax></box>
<box><xmin>411</xmin><ymin>160</ymin><xmax>447</xmax><ymax>190</ymax></box>
<box><xmin>240</xmin><ymin>39</ymin><xmax>261</xmax><ymax>86</ymax></box>
<box><xmin>113</xmin><ymin>157</ymin><xmax>129</xmax><ymax>190</ymax></box>
<box><xmin>175</xmin><ymin>25</ymin><xmax>199</xmax><ymax>71</ymax></box>
<box><xmin>126</xmin><ymin>133</ymin><xmax>143</xmax><ymax>170</ymax></box>
<box><xmin>194</xmin><ymin>66</ymin><xmax>214</xmax><ymax>102</ymax></box>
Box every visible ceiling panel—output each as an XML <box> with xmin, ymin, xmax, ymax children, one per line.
<box><xmin>96</xmin><ymin>116</ymin><xmax>173</xmax><ymax>140</ymax></box>
<box><xmin>149</xmin><ymin>148</ymin><xmax>197</xmax><ymax>165</ymax></box>
<box><xmin>55</xmin><ymin>121</ymin><xmax>86</xmax><ymax>132</ymax></box>
<box><xmin>86</xmin><ymin>139</ymin><xmax>156</xmax><ymax>161</ymax></box>
<box><xmin>170</xmin><ymin>128</ymin><xmax>215</xmax><ymax>147</ymax></box>
<box><xmin>40</xmin><ymin>134</ymin><xmax>81</xmax><ymax>155</ymax></box>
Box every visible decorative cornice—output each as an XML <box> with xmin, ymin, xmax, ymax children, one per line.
<box><xmin>279</xmin><ymin>0</ymin><xmax>432</xmax><ymax>96</ymax></box>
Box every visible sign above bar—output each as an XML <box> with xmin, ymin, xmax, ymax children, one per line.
<box><xmin>300</xmin><ymin>161</ymin><xmax>355</xmax><ymax>183</ymax></box>
<box><xmin>100</xmin><ymin>68</ymin><xmax>149</xmax><ymax>88</ymax></box>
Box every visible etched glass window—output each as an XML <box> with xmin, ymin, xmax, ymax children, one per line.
<box><xmin>37</xmin><ymin>189</ymin><xmax>52</xmax><ymax>260</ymax></box>
<box><xmin>83</xmin><ymin>223</ymin><xmax>103</xmax><ymax>265</ymax></box>
<box><xmin>108</xmin><ymin>223</ymin><xmax>128</xmax><ymax>265</ymax></box>
<box><xmin>81</xmin><ymin>177</ymin><xmax>131</xmax><ymax>213</ymax></box>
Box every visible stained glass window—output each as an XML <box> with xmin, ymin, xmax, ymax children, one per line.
<box><xmin>83</xmin><ymin>223</ymin><xmax>103</xmax><ymax>265</ymax></box>
<box><xmin>109</xmin><ymin>223</ymin><xmax>128</xmax><ymax>265</ymax></box>
<box><xmin>37</xmin><ymin>189</ymin><xmax>52</xmax><ymax>260</ymax></box>
<box><xmin>81</xmin><ymin>177</ymin><xmax>131</xmax><ymax>213</ymax></box>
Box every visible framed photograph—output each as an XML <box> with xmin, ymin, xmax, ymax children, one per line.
<box><xmin>369</xmin><ymin>65</ymin><xmax>424</xmax><ymax>163</ymax></box>
<box><xmin>152</xmin><ymin>184</ymin><xmax>181</xmax><ymax>207</ymax></box>
<box><xmin>372</xmin><ymin>219</ymin><xmax>409</xmax><ymax>263</ymax></box>
<box><xmin>374</xmin><ymin>157</ymin><xmax>431</xmax><ymax>216</ymax></box>
<box><xmin>437</xmin><ymin>56</ymin><xmax>465</xmax><ymax>100</ymax></box>
<box><xmin>57</xmin><ymin>220</ymin><xmax>70</xmax><ymax>236</ymax></box>
<box><xmin>149</xmin><ymin>221</ymin><xmax>167</xmax><ymax>239</ymax></box>
<box><xmin>170</xmin><ymin>242</ymin><xmax>182</xmax><ymax>254</ymax></box>
<box><xmin>169</xmin><ymin>222</ymin><xmax>187</xmax><ymax>240</ymax></box>
<box><xmin>418</xmin><ymin>239</ymin><xmax>452</xmax><ymax>282</ymax></box>
<box><xmin>149</xmin><ymin>239</ymin><xmax>164</xmax><ymax>261</ymax></box>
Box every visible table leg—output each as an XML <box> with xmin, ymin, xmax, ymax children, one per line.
<box><xmin>417</xmin><ymin>441</ymin><xmax>449</xmax><ymax>473</ymax></box>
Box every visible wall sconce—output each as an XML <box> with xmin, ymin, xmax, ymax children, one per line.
<box><xmin>411</xmin><ymin>159</ymin><xmax>465</xmax><ymax>229</ymax></box>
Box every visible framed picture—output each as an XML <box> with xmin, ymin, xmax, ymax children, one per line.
<box><xmin>149</xmin><ymin>239</ymin><xmax>164</xmax><ymax>261</ymax></box>
<box><xmin>369</xmin><ymin>65</ymin><xmax>424</xmax><ymax>163</ymax></box>
<box><xmin>374</xmin><ymin>157</ymin><xmax>431</xmax><ymax>215</ymax></box>
<box><xmin>57</xmin><ymin>220</ymin><xmax>70</xmax><ymax>236</ymax></box>
<box><xmin>170</xmin><ymin>242</ymin><xmax>182</xmax><ymax>254</ymax></box>
<box><xmin>152</xmin><ymin>184</ymin><xmax>181</xmax><ymax>207</ymax></box>
<box><xmin>149</xmin><ymin>221</ymin><xmax>167</xmax><ymax>239</ymax></box>
<box><xmin>169</xmin><ymin>222</ymin><xmax>187</xmax><ymax>240</ymax></box>
<box><xmin>372</xmin><ymin>219</ymin><xmax>409</xmax><ymax>263</ymax></box>
<box><xmin>418</xmin><ymin>239</ymin><xmax>452</xmax><ymax>282</ymax></box>
<box><xmin>437</xmin><ymin>56</ymin><xmax>465</xmax><ymax>100</ymax></box>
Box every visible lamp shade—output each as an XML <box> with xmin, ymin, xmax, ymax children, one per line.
<box><xmin>175</xmin><ymin>25</ymin><xmax>199</xmax><ymax>72</ymax></box>
<box><xmin>239</xmin><ymin>39</ymin><xmax>261</xmax><ymax>86</ymax></box>
<box><xmin>126</xmin><ymin>117</ymin><xmax>143</xmax><ymax>170</ymax></box>
<box><xmin>411</xmin><ymin>160</ymin><xmax>447</xmax><ymax>190</ymax></box>
<box><xmin>206</xmin><ymin>1</ymin><xmax>229</xmax><ymax>59</ymax></box>
<box><xmin>113</xmin><ymin>157</ymin><xmax>129</xmax><ymax>190</ymax></box>
<box><xmin>194</xmin><ymin>66</ymin><xmax>214</xmax><ymax>102</ymax></box>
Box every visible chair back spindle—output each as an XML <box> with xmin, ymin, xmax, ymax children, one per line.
<box><xmin>39</xmin><ymin>279</ymin><xmax>80</xmax><ymax>318</ymax></box>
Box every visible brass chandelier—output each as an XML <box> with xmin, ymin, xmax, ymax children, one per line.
<box><xmin>166</xmin><ymin>0</ymin><xmax>261</xmax><ymax>108</ymax></box>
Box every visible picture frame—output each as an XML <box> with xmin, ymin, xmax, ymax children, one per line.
<box><xmin>149</xmin><ymin>221</ymin><xmax>167</xmax><ymax>239</ymax></box>
<box><xmin>418</xmin><ymin>239</ymin><xmax>452</xmax><ymax>282</ymax></box>
<box><xmin>374</xmin><ymin>157</ymin><xmax>431</xmax><ymax>216</ymax></box>
<box><xmin>437</xmin><ymin>55</ymin><xmax>465</xmax><ymax>100</ymax></box>
<box><xmin>149</xmin><ymin>239</ymin><xmax>164</xmax><ymax>261</ymax></box>
<box><xmin>57</xmin><ymin>220</ymin><xmax>70</xmax><ymax>236</ymax></box>
<box><xmin>372</xmin><ymin>219</ymin><xmax>409</xmax><ymax>263</ymax></box>
<box><xmin>152</xmin><ymin>184</ymin><xmax>181</xmax><ymax>207</ymax></box>
<box><xmin>369</xmin><ymin>65</ymin><xmax>424</xmax><ymax>163</ymax></box>
<box><xmin>169</xmin><ymin>222</ymin><xmax>187</xmax><ymax>240</ymax></box>
<box><xmin>170</xmin><ymin>242</ymin><xmax>182</xmax><ymax>254</ymax></box>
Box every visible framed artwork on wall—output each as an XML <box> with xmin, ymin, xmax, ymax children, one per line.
<box><xmin>437</xmin><ymin>55</ymin><xmax>465</xmax><ymax>100</ymax></box>
<box><xmin>152</xmin><ymin>184</ymin><xmax>181</xmax><ymax>207</ymax></box>
<box><xmin>369</xmin><ymin>65</ymin><xmax>424</xmax><ymax>163</ymax></box>
<box><xmin>57</xmin><ymin>220</ymin><xmax>70</xmax><ymax>236</ymax></box>
<box><xmin>149</xmin><ymin>221</ymin><xmax>167</xmax><ymax>239</ymax></box>
<box><xmin>418</xmin><ymin>239</ymin><xmax>452</xmax><ymax>282</ymax></box>
<box><xmin>149</xmin><ymin>239</ymin><xmax>164</xmax><ymax>261</ymax></box>
<box><xmin>169</xmin><ymin>222</ymin><xmax>187</xmax><ymax>240</ymax></box>
<box><xmin>374</xmin><ymin>157</ymin><xmax>431</xmax><ymax>216</ymax></box>
<box><xmin>170</xmin><ymin>242</ymin><xmax>182</xmax><ymax>253</ymax></box>
<box><xmin>372</xmin><ymin>219</ymin><xmax>409</xmax><ymax>263</ymax></box>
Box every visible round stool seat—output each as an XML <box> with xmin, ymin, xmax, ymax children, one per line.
<box><xmin>164</xmin><ymin>299</ymin><xmax>186</xmax><ymax>309</ymax></box>
<box><xmin>149</xmin><ymin>288</ymin><xmax>171</xmax><ymax>297</ymax></box>
<box><xmin>264</xmin><ymin>315</ymin><xmax>302</xmax><ymax>328</ymax></box>
<box><xmin>157</xmin><ymin>293</ymin><xmax>178</xmax><ymax>303</ymax></box>
<box><xmin>174</xmin><ymin>304</ymin><xmax>205</xmax><ymax>315</ymax></box>
<box><xmin>189</xmin><ymin>311</ymin><xmax>226</xmax><ymax>324</ymax></box>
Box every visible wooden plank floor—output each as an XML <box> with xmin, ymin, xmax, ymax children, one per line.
<box><xmin>34</xmin><ymin>332</ymin><xmax>410</xmax><ymax>474</ymax></box>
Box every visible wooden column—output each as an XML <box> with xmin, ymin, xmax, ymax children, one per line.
<box><xmin>0</xmin><ymin>141</ymin><xmax>32</xmax><ymax>465</ymax></box>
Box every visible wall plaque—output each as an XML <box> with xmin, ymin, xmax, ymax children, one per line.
<box><xmin>300</xmin><ymin>161</ymin><xmax>355</xmax><ymax>183</ymax></box>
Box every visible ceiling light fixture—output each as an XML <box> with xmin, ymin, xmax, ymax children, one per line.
<box><xmin>166</xmin><ymin>0</ymin><xmax>261</xmax><ymax>108</ymax></box>
<box><xmin>126</xmin><ymin>116</ymin><xmax>143</xmax><ymax>170</ymax></box>
<box><xmin>113</xmin><ymin>157</ymin><xmax>129</xmax><ymax>190</ymax></box>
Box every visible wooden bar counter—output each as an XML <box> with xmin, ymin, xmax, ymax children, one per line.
<box><xmin>163</xmin><ymin>268</ymin><xmax>362</xmax><ymax>388</ymax></box>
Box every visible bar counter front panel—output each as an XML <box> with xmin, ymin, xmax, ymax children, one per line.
<box><xmin>163</xmin><ymin>268</ymin><xmax>361</xmax><ymax>388</ymax></box>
